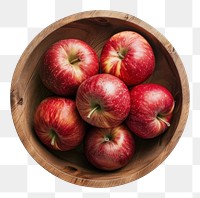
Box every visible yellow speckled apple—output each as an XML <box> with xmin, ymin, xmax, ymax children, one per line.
<box><xmin>126</xmin><ymin>84</ymin><xmax>175</xmax><ymax>139</ymax></box>
<box><xmin>101</xmin><ymin>31</ymin><xmax>155</xmax><ymax>86</ymax></box>
<box><xmin>76</xmin><ymin>74</ymin><xmax>130</xmax><ymax>128</ymax></box>
<box><xmin>34</xmin><ymin>97</ymin><xmax>86</xmax><ymax>151</ymax></box>
<box><xmin>40</xmin><ymin>39</ymin><xmax>99</xmax><ymax>96</ymax></box>
<box><xmin>84</xmin><ymin>125</ymin><xmax>135</xmax><ymax>171</ymax></box>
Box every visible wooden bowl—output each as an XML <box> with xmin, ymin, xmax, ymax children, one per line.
<box><xmin>10</xmin><ymin>10</ymin><xmax>189</xmax><ymax>187</ymax></box>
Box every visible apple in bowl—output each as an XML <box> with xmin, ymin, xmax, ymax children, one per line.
<box><xmin>34</xmin><ymin>97</ymin><xmax>86</xmax><ymax>151</ymax></box>
<box><xmin>100</xmin><ymin>31</ymin><xmax>155</xmax><ymax>86</ymax></box>
<box><xmin>40</xmin><ymin>39</ymin><xmax>99</xmax><ymax>96</ymax></box>
<box><xmin>84</xmin><ymin>125</ymin><xmax>135</xmax><ymax>171</ymax></box>
<box><xmin>126</xmin><ymin>83</ymin><xmax>175</xmax><ymax>139</ymax></box>
<box><xmin>76</xmin><ymin>74</ymin><xmax>130</xmax><ymax>128</ymax></box>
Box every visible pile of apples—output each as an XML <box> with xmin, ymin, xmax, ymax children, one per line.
<box><xmin>34</xmin><ymin>31</ymin><xmax>175</xmax><ymax>171</ymax></box>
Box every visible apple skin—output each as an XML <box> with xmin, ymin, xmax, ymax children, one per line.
<box><xmin>76</xmin><ymin>74</ymin><xmax>131</xmax><ymax>128</ymax></box>
<box><xmin>84</xmin><ymin>125</ymin><xmax>135</xmax><ymax>171</ymax></box>
<box><xmin>100</xmin><ymin>31</ymin><xmax>155</xmax><ymax>86</ymax></box>
<box><xmin>34</xmin><ymin>97</ymin><xmax>86</xmax><ymax>151</ymax></box>
<box><xmin>126</xmin><ymin>83</ymin><xmax>175</xmax><ymax>139</ymax></box>
<box><xmin>40</xmin><ymin>39</ymin><xmax>99</xmax><ymax>96</ymax></box>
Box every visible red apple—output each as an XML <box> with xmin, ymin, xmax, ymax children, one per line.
<box><xmin>40</xmin><ymin>39</ymin><xmax>99</xmax><ymax>96</ymax></box>
<box><xmin>126</xmin><ymin>83</ymin><xmax>175</xmax><ymax>139</ymax></box>
<box><xmin>100</xmin><ymin>31</ymin><xmax>155</xmax><ymax>86</ymax></box>
<box><xmin>84</xmin><ymin>125</ymin><xmax>135</xmax><ymax>171</ymax></box>
<box><xmin>34</xmin><ymin>97</ymin><xmax>86</xmax><ymax>151</ymax></box>
<box><xmin>76</xmin><ymin>74</ymin><xmax>130</xmax><ymax>128</ymax></box>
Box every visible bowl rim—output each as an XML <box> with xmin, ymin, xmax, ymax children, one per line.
<box><xmin>10</xmin><ymin>10</ymin><xmax>190</xmax><ymax>188</ymax></box>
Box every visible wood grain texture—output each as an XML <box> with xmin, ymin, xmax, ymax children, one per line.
<box><xmin>10</xmin><ymin>10</ymin><xmax>189</xmax><ymax>187</ymax></box>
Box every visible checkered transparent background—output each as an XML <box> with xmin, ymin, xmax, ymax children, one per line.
<box><xmin>0</xmin><ymin>0</ymin><xmax>199</xmax><ymax>197</ymax></box>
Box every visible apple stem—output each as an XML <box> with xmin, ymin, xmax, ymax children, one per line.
<box><xmin>157</xmin><ymin>116</ymin><xmax>171</xmax><ymax>127</ymax></box>
<box><xmin>87</xmin><ymin>105</ymin><xmax>100</xmax><ymax>119</ymax></box>
<box><xmin>117</xmin><ymin>51</ymin><xmax>125</xmax><ymax>59</ymax></box>
<box><xmin>104</xmin><ymin>137</ymin><xmax>110</xmax><ymax>142</ymax></box>
<box><xmin>70</xmin><ymin>57</ymin><xmax>80</xmax><ymax>64</ymax></box>
<box><xmin>51</xmin><ymin>134</ymin><xmax>56</xmax><ymax>146</ymax></box>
